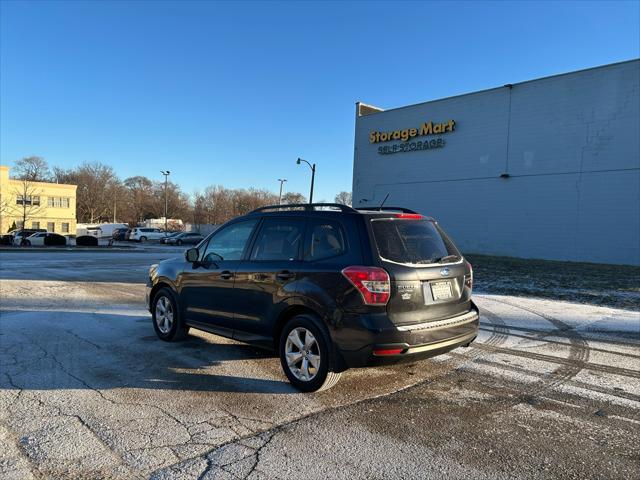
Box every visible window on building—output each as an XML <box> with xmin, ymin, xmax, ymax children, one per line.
<box><xmin>61</xmin><ymin>223</ymin><xmax>69</xmax><ymax>233</ymax></box>
<box><xmin>47</xmin><ymin>222</ymin><xmax>55</xmax><ymax>232</ymax></box>
<box><xmin>32</xmin><ymin>222</ymin><xmax>40</xmax><ymax>229</ymax></box>
<box><xmin>32</xmin><ymin>196</ymin><xmax>40</xmax><ymax>206</ymax></box>
<box><xmin>62</xmin><ymin>198</ymin><xmax>69</xmax><ymax>208</ymax></box>
<box><xmin>16</xmin><ymin>221</ymin><xmax>23</xmax><ymax>229</ymax></box>
<box><xmin>48</xmin><ymin>197</ymin><xmax>54</xmax><ymax>207</ymax></box>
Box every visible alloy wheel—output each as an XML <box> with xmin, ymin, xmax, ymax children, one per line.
<box><xmin>285</xmin><ymin>327</ymin><xmax>321</xmax><ymax>381</ymax></box>
<box><xmin>155</xmin><ymin>296</ymin><xmax>174</xmax><ymax>334</ymax></box>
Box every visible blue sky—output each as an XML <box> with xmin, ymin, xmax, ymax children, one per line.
<box><xmin>1</xmin><ymin>0</ymin><xmax>638</xmax><ymax>201</ymax></box>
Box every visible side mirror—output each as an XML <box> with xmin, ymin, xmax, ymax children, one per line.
<box><xmin>185</xmin><ymin>248</ymin><xmax>199</xmax><ymax>263</ymax></box>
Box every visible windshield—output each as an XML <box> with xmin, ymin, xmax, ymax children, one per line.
<box><xmin>371</xmin><ymin>219</ymin><xmax>461</xmax><ymax>265</ymax></box>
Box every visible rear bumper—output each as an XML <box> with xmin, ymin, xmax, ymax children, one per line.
<box><xmin>333</xmin><ymin>302</ymin><xmax>479</xmax><ymax>370</ymax></box>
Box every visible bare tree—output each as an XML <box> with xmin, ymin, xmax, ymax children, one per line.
<box><xmin>122</xmin><ymin>176</ymin><xmax>154</xmax><ymax>225</ymax></box>
<box><xmin>334</xmin><ymin>191</ymin><xmax>352</xmax><ymax>206</ymax></box>
<box><xmin>73</xmin><ymin>162</ymin><xmax>120</xmax><ymax>223</ymax></box>
<box><xmin>149</xmin><ymin>180</ymin><xmax>190</xmax><ymax>222</ymax></box>
<box><xmin>13</xmin><ymin>156</ymin><xmax>51</xmax><ymax>182</ymax></box>
<box><xmin>281</xmin><ymin>192</ymin><xmax>307</xmax><ymax>205</ymax></box>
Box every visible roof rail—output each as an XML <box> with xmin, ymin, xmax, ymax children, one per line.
<box><xmin>354</xmin><ymin>206</ymin><xmax>419</xmax><ymax>214</ymax></box>
<box><xmin>249</xmin><ymin>203</ymin><xmax>358</xmax><ymax>214</ymax></box>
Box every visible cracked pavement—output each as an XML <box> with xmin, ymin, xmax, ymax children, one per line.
<box><xmin>0</xmin><ymin>249</ymin><xmax>638</xmax><ymax>479</ymax></box>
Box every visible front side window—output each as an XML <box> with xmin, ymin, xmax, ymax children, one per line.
<box><xmin>250</xmin><ymin>218</ymin><xmax>304</xmax><ymax>261</ymax></box>
<box><xmin>201</xmin><ymin>219</ymin><xmax>258</xmax><ymax>262</ymax></box>
<box><xmin>304</xmin><ymin>219</ymin><xmax>347</xmax><ymax>261</ymax></box>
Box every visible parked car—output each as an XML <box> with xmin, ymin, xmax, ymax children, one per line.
<box><xmin>24</xmin><ymin>232</ymin><xmax>67</xmax><ymax>246</ymax></box>
<box><xmin>159</xmin><ymin>232</ymin><xmax>181</xmax><ymax>244</ymax></box>
<box><xmin>11</xmin><ymin>229</ymin><xmax>47</xmax><ymax>245</ymax></box>
<box><xmin>129</xmin><ymin>227</ymin><xmax>165</xmax><ymax>243</ymax></box>
<box><xmin>165</xmin><ymin>232</ymin><xmax>205</xmax><ymax>246</ymax></box>
<box><xmin>112</xmin><ymin>227</ymin><xmax>129</xmax><ymax>241</ymax></box>
<box><xmin>146</xmin><ymin>203</ymin><xmax>478</xmax><ymax>392</ymax></box>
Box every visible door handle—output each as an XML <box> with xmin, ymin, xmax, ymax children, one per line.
<box><xmin>253</xmin><ymin>273</ymin><xmax>268</xmax><ymax>281</ymax></box>
<box><xmin>220</xmin><ymin>270</ymin><xmax>233</xmax><ymax>280</ymax></box>
<box><xmin>276</xmin><ymin>270</ymin><xmax>295</xmax><ymax>281</ymax></box>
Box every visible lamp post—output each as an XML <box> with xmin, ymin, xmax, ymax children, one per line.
<box><xmin>296</xmin><ymin>158</ymin><xmax>315</xmax><ymax>204</ymax></box>
<box><xmin>277</xmin><ymin>178</ymin><xmax>287</xmax><ymax>205</ymax></box>
<box><xmin>160</xmin><ymin>170</ymin><xmax>170</xmax><ymax>233</ymax></box>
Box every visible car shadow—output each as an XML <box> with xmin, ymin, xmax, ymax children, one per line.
<box><xmin>0</xmin><ymin>309</ymin><xmax>297</xmax><ymax>395</ymax></box>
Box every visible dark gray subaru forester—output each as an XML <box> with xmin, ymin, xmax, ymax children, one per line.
<box><xmin>146</xmin><ymin>203</ymin><xmax>478</xmax><ymax>391</ymax></box>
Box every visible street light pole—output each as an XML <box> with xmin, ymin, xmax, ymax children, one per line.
<box><xmin>160</xmin><ymin>170</ymin><xmax>170</xmax><ymax>232</ymax></box>
<box><xmin>277</xmin><ymin>178</ymin><xmax>287</xmax><ymax>205</ymax></box>
<box><xmin>296</xmin><ymin>158</ymin><xmax>316</xmax><ymax>204</ymax></box>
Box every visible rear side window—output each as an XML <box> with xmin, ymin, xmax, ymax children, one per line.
<box><xmin>304</xmin><ymin>219</ymin><xmax>347</xmax><ymax>261</ymax></box>
<box><xmin>250</xmin><ymin>218</ymin><xmax>304</xmax><ymax>261</ymax></box>
<box><xmin>371</xmin><ymin>219</ymin><xmax>460</xmax><ymax>265</ymax></box>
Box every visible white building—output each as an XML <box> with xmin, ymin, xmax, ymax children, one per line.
<box><xmin>352</xmin><ymin>60</ymin><xmax>639</xmax><ymax>266</ymax></box>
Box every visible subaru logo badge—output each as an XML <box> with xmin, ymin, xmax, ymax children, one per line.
<box><xmin>440</xmin><ymin>267</ymin><xmax>450</xmax><ymax>276</ymax></box>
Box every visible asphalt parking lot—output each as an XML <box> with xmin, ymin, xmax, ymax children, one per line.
<box><xmin>1</xmin><ymin>249</ymin><xmax>638</xmax><ymax>479</ymax></box>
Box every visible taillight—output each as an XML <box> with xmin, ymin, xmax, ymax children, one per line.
<box><xmin>341</xmin><ymin>266</ymin><xmax>390</xmax><ymax>305</ymax></box>
<box><xmin>464</xmin><ymin>261</ymin><xmax>473</xmax><ymax>291</ymax></box>
<box><xmin>394</xmin><ymin>213</ymin><xmax>423</xmax><ymax>219</ymax></box>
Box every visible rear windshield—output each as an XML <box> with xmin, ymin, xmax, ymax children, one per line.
<box><xmin>371</xmin><ymin>219</ymin><xmax>460</xmax><ymax>265</ymax></box>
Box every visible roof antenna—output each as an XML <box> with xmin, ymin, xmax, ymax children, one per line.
<box><xmin>378</xmin><ymin>193</ymin><xmax>390</xmax><ymax>211</ymax></box>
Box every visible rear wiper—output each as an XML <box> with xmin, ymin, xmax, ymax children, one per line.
<box><xmin>435</xmin><ymin>255</ymin><xmax>459</xmax><ymax>264</ymax></box>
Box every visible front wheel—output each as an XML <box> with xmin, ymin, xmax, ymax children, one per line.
<box><xmin>139</xmin><ymin>236</ymin><xmax>147</xmax><ymax>243</ymax></box>
<box><xmin>152</xmin><ymin>288</ymin><xmax>190</xmax><ymax>341</ymax></box>
<box><xmin>279</xmin><ymin>315</ymin><xmax>342</xmax><ymax>392</ymax></box>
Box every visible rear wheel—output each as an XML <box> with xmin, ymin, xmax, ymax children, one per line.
<box><xmin>139</xmin><ymin>236</ymin><xmax>147</xmax><ymax>243</ymax></box>
<box><xmin>152</xmin><ymin>287</ymin><xmax>189</xmax><ymax>341</ymax></box>
<box><xmin>279</xmin><ymin>315</ymin><xmax>342</xmax><ymax>392</ymax></box>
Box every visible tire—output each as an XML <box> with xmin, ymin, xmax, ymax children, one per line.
<box><xmin>279</xmin><ymin>314</ymin><xmax>342</xmax><ymax>392</ymax></box>
<box><xmin>151</xmin><ymin>287</ymin><xmax>190</xmax><ymax>341</ymax></box>
<box><xmin>24</xmin><ymin>240</ymin><xmax>31</xmax><ymax>246</ymax></box>
<box><xmin>139</xmin><ymin>236</ymin><xmax>147</xmax><ymax>243</ymax></box>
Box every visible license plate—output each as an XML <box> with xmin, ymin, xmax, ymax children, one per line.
<box><xmin>430</xmin><ymin>281</ymin><xmax>453</xmax><ymax>300</ymax></box>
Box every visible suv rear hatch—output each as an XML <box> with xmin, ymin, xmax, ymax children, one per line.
<box><xmin>368</xmin><ymin>214</ymin><xmax>472</xmax><ymax>327</ymax></box>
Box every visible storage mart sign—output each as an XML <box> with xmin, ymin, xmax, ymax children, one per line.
<box><xmin>369</xmin><ymin>120</ymin><xmax>455</xmax><ymax>155</ymax></box>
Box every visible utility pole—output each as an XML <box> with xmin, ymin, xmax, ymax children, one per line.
<box><xmin>277</xmin><ymin>179</ymin><xmax>287</xmax><ymax>205</ymax></box>
<box><xmin>160</xmin><ymin>170</ymin><xmax>170</xmax><ymax>232</ymax></box>
<box><xmin>296</xmin><ymin>158</ymin><xmax>316</xmax><ymax>204</ymax></box>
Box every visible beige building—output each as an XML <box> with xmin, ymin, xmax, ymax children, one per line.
<box><xmin>0</xmin><ymin>165</ymin><xmax>77</xmax><ymax>234</ymax></box>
